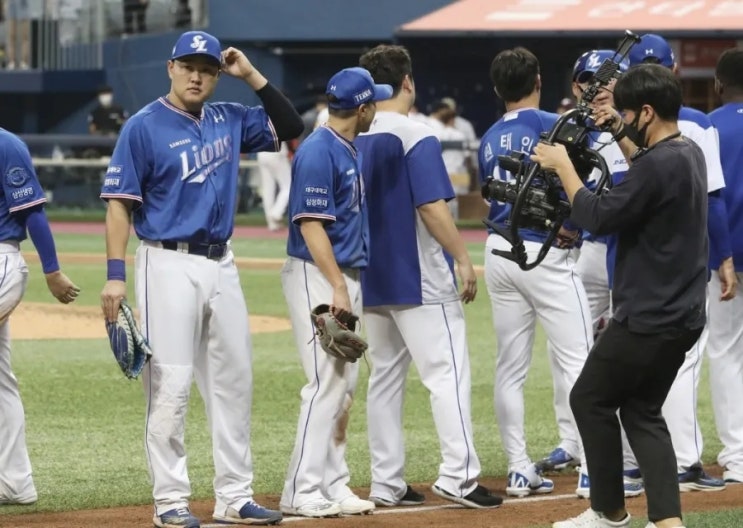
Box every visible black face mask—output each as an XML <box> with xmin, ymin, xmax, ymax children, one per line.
<box><xmin>624</xmin><ymin>111</ymin><xmax>652</xmax><ymax>148</ymax></box>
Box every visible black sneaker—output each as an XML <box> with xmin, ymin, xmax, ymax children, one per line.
<box><xmin>431</xmin><ymin>484</ymin><xmax>503</xmax><ymax>509</ymax></box>
<box><xmin>370</xmin><ymin>484</ymin><xmax>426</xmax><ymax>507</ymax></box>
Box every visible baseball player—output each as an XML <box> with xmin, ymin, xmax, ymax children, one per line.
<box><xmin>621</xmin><ymin>33</ymin><xmax>735</xmax><ymax>492</ymax></box>
<box><xmin>707</xmin><ymin>47</ymin><xmax>743</xmax><ymax>484</ymax></box>
<box><xmin>355</xmin><ymin>44</ymin><xmax>503</xmax><ymax>510</ymax></box>
<box><xmin>0</xmin><ymin>128</ymin><xmax>79</xmax><ymax>506</ymax></box>
<box><xmin>257</xmin><ymin>143</ymin><xmax>292</xmax><ymax>230</ymax></box>
<box><xmin>479</xmin><ymin>47</ymin><xmax>592</xmax><ymax>498</ymax></box>
<box><xmin>279</xmin><ymin>66</ymin><xmax>390</xmax><ymax>519</ymax></box>
<box><xmin>99</xmin><ymin>31</ymin><xmax>303</xmax><ymax>528</ymax></box>
<box><xmin>541</xmin><ymin>50</ymin><xmax>644</xmax><ymax>499</ymax></box>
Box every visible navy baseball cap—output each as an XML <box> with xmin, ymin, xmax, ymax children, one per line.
<box><xmin>628</xmin><ymin>34</ymin><xmax>675</xmax><ymax>68</ymax></box>
<box><xmin>572</xmin><ymin>50</ymin><xmax>629</xmax><ymax>83</ymax></box>
<box><xmin>171</xmin><ymin>31</ymin><xmax>222</xmax><ymax>66</ymax></box>
<box><xmin>326</xmin><ymin>67</ymin><xmax>393</xmax><ymax>110</ymax></box>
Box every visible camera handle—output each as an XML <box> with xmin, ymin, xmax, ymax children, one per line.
<box><xmin>491</xmin><ymin>109</ymin><xmax>581</xmax><ymax>270</ymax></box>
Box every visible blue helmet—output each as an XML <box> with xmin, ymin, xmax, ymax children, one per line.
<box><xmin>572</xmin><ymin>50</ymin><xmax>630</xmax><ymax>84</ymax></box>
<box><xmin>627</xmin><ymin>34</ymin><xmax>675</xmax><ymax>68</ymax></box>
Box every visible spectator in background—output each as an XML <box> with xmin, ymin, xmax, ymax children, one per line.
<box><xmin>88</xmin><ymin>86</ymin><xmax>128</xmax><ymax>137</ymax></box>
<box><xmin>174</xmin><ymin>0</ymin><xmax>191</xmax><ymax>28</ymax></box>
<box><xmin>429</xmin><ymin>100</ymin><xmax>469</xmax><ymax>219</ymax></box>
<box><xmin>257</xmin><ymin>142</ymin><xmax>292</xmax><ymax>231</ymax></box>
<box><xmin>123</xmin><ymin>0</ymin><xmax>148</xmax><ymax>35</ymax></box>
<box><xmin>409</xmin><ymin>103</ymin><xmax>433</xmax><ymax>126</ymax></box>
<box><xmin>441</xmin><ymin>97</ymin><xmax>478</xmax><ymax>190</ymax></box>
<box><xmin>5</xmin><ymin>0</ymin><xmax>31</xmax><ymax>70</ymax></box>
<box><xmin>299</xmin><ymin>95</ymin><xmax>328</xmax><ymax>142</ymax></box>
<box><xmin>556</xmin><ymin>97</ymin><xmax>575</xmax><ymax>115</ymax></box>
<box><xmin>88</xmin><ymin>86</ymin><xmax>128</xmax><ymax>158</ymax></box>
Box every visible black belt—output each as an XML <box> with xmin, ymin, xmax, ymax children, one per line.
<box><xmin>161</xmin><ymin>241</ymin><xmax>228</xmax><ymax>261</ymax></box>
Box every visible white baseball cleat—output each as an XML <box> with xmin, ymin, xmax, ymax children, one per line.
<box><xmin>336</xmin><ymin>495</ymin><xmax>375</xmax><ymax>515</ymax></box>
<box><xmin>280</xmin><ymin>499</ymin><xmax>341</xmax><ymax>518</ymax></box>
<box><xmin>553</xmin><ymin>508</ymin><xmax>630</xmax><ymax>527</ymax></box>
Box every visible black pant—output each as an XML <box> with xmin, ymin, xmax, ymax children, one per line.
<box><xmin>123</xmin><ymin>0</ymin><xmax>147</xmax><ymax>33</ymax></box>
<box><xmin>570</xmin><ymin>320</ymin><xmax>703</xmax><ymax>522</ymax></box>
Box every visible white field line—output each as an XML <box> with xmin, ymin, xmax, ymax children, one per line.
<box><xmin>201</xmin><ymin>493</ymin><xmax>577</xmax><ymax>526</ymax></box>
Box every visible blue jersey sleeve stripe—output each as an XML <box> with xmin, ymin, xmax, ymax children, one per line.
<box><xmin>292</xmin><ymin>212</ymin><xmax>336</xmax><ymax>224</ymax></box>
<box><xmin>100</xmin><ymin>192</ymin><xmax>144</xmax><ymax>203</ymax></box>
<box><xmin>267</xmin><ymin>118</ymin><xmax>280</xmax><ymax>152</ymax></box>
<box><xmin>9</xmin><ymin>197</ymin><xmax>46</xmax><ymax>213</ymax></box>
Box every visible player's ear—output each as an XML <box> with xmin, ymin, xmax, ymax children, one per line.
<box><xmin>535</xmin><ymin>74</ymin><xmax>542</xmax><ymax>93</ymax></box>
<box><xmin>571</xmin><ymin>82</ymin><xmax>582</xmax><ymax>100</ymax></box>
<box><xmin>672</xmin><ymin>62</ymin><xmax>679</xmax><ymax>75</ymax></box>
<box><xmin>714</xmin><ymin>77</ymin><xmax>723</xmax><ymax>97</ymax></box>
<box><xmin>167</xmin><ymin>60</ymin><xmax>175</xmax><ymax>80</ymax></box>
<box><xmin>402</xmin><ymin>74</ymin><xmax>413</xmax><ymax>94</ymax></box>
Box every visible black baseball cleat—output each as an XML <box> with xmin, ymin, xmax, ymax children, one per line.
<box><xmin>431</xmin><ymin>484</ymin><xmax>503</xmax><ymax>509</ymax></box>
<box><xmin>370</xmin><ymin>484</ymin><xmax>425</xmax><ymax>507</ymax></box>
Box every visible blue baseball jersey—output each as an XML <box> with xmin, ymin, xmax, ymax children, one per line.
<box><xmin>286</xmin><ymin>125</ymin><xmax>369</xmax><ymax>269</ymax></box>
<box><xmin>583</xmin><ymin>131</ymin><xmax>629</xmax><ymax>245</ymax></box>
<box><xmin>354</xmin><ymin>111</ymin><xmax>459</xmax><ymax>307</ymax></box>
<box><xmin>478</xmin><ymin>108</ymin><xmax>559</xmax><ymax>243</ymax></box>
<box><xmin>679</xmin><ymin>106</ymin><xmax>725</xmax><ymax>192</ymax></box>
<box><xmin>100</xmin><ymin>96</ymin><xmax>279</xmax><ymax>243</ymax></box>
<box><xmin>709</xmin><ymin>102</ymin><xmax>743</xmax><ymax>271</ymax></box>
<box><xmin>0</xmin><ymin>128</ymin><xmax>47</xmax><ymax>241</ymax></box>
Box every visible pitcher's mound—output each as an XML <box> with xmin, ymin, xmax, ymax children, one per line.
<box><xmin>10</xmin><ymin>302</ymin><xmax>292</xmax><ymax>340</ymax></box>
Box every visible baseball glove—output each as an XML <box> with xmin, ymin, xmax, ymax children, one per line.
<box><xmin>310</xmin><ymin>304</ymin><xmax>368</xmax><ymax>363</ymax></box>
<box><xmin>106</xmin><ymin>301</ymin><xmax>153</xmax><ymax>379</ymax></box>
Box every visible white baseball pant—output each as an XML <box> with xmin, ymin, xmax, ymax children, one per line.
<box><xmin>136</xmin><ymin>243</ymin><xmax>259</xmax><ymax>518</ymax></box>
<box><xmin>485</xmin><ymin>235</ymin><xmax>592</xmax><ymax>472</ymax></box>
<box><xmin>279</xmin><ymin>257</ymin><xmax>361</xmax><ymax>510</ymax></box>
<box><xmin>0</xmin><ymin>243</ymin><xmax>35</xmax><ymax>503</ymax></box>
<box><xmin>708</xmin><ymin>271</ymin><xmax>743</xmax><ymax>477</ymax></box>
<box><xmin>257</xmin><ymin>148</ymin><xmax>291</xmax><ymax>230</ymax></box>
<box><xmin>365</xmin><ymin>301</ymin><xmax>481</xmax><ymax>502</ymax></box>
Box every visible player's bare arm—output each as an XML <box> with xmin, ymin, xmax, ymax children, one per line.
<box><xmin>417</xmin><ymin>200</ymin><xmax>477</xmax><ymax>303</ymax></box>
<box><xmin>45</xmin><ymin>271</ymin><xmax>80</xmax><ymax>305</ymax></box>
<box><xmin>592</xmin><ymin>104</ymin><xmax>638</xmax><ymax>164</ymax></box>
<box><xmin>101</xmin><ymin>198</ymin><xmax>133</xmax><ymax>322</ymax></box>
<box><xmin>718</xmin><ymin>256</ymin><xmax>738</xmax><ymax>301</ymax></box>
<box><xmin>220</xmin><ymin>47</ymin><xmax>268</xmax><ymax>91</ymax></box>
<box><xmin>299</xmin><ymin>219</ymin><xmax>352</xmax><ymax>315</ymax></box>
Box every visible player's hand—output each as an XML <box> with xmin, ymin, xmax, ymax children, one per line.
<box><xmin>220</xmin><ymin>47</ymin><xmax>256</xmax><ymax>80</ymax></box>
<box><xmin>45</xmin><ymin>271</ymin><xmax>80</xmax><ymax>304</ymax></box>
<box><xmin>101</xmin><ymin>280</ymin><xmax>127</xmax><ymax>323</ymax></box>
<box><xmin>556</xmin><ymin>226</ymin><xmax>580</xmax><ymax>249</ymax></box>
<box><xmin>718</xmin><ymin>257</ymin><xmax>738</xmax><ymax>301</ymax></box>
<box><xmin>591</xmin><ymin>104</ymin><xmax>624</xmax><ymax>135</ymax></box>
<box><xmin>457</xmin><ymin>259</ymin><xmax>477</xmax><ymax>304</ymax></box>
<box><xmin>330</xmin><ymin>284</ymin><xmax>353</xmax><ymax>319</ymax></box>
<box><xmin>531</xmin><ymin>141</ymin><xmax>571</xmax><ymax>172</ymax></box>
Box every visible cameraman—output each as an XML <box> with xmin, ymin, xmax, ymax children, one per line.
<box><xmin>478</xmin><ymin>47</ymin><xmax>592</xmax><ymax>498</ymax></box>
<box><xmin>540</xmin><ymin>49</ymin><xmax>642</xmax><ymax>499</ymax></box>
<box><xmin>533</xmin><ymin>64</ymin><xmax>706</xmax><ymax>528</ymax></box>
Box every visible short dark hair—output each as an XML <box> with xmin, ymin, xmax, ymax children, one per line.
<box><xmin>489</xmin><ymin>47</ymin><xmax>540</xmax><ymax>103</ymax></box>
<box><xmin>359</xmin><ymin>44</ymin><xmax>413</xmax><ymax>96</ymax></box>
<box><xmin>716</xmin><ymin>48</ymin><xmax>743</xmax><ymax>90</ymax></box>
<box><xmin>326</xmin><ymin>95</ymin><xmax>360</xmax><ymax>119</ymax></box>
<box><xmin>613</xmin><ymin>64</ymin><xmax>682</xmax><ymax>121</ymax></box>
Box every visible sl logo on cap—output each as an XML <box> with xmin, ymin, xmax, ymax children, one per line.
<box><xmin>191</xmin><ymin>35</ymin><xmax>208</xmax><ymax>52</ymax></box>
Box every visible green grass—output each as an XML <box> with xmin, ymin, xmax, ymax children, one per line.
<box><xmin>44</xmin><ymin>232</ymin><xmax>488</xmax><ymax>267</ymax></box>
<box><xmin>0</xmin><ymin>235</ymin><xmax>729</xmax><ymax>526</ymax></box>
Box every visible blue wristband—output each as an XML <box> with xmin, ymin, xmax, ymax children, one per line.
<box><xmin>107</xmin><ymin>259</ymin><xmax>126</xmax><ymax>281</ymax></box>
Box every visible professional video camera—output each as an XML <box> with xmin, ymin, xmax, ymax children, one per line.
<box><xmin>481</xmin><ymin>30</ymin><xmax>641</xmax><ymax>271</ymax></box>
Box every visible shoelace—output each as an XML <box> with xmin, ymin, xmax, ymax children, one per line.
<box><xmin>571</xmin><ymin>509</ymin><xmax>601</xmax><ymax>526</ymax></box>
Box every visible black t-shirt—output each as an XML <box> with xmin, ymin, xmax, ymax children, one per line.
<box><xmin>88</xmin><ymin>104</ymin><xmax>128</xmax><ymax>135</ymax></box>
<box><xmin>571</xmin><ymin>137</ymin><xmax>708</xmax><ymax>333</ymax></box>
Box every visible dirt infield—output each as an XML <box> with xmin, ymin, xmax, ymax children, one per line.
<box><xmin>1</xmin><ymin>469</ymin><xmax>739</xmax><ymax>528</ymax></box>
<box><xmin>11</xmin><ymin>302</ymin><xmax>291</xmax><ymax>340</ymax></box>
